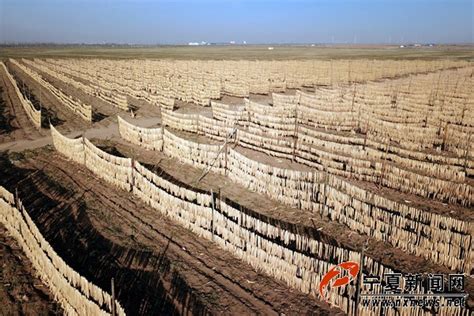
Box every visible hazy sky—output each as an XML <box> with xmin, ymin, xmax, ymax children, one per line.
<box><xmin>0</xmin><ymin>0</ymin><xmax>472</xmax><ymax>44</ymax></box>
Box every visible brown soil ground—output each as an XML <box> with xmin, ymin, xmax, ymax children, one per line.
<box><xmin>0</xmin><ymin>223</ymin><xmax>62</xmax><ymax>315</ymax></box>
<box><xmin>29</xmin><ymin>59</ymin><xmax>163</xmax><ymax>119</ymax></box>
<box><xmin>0</xmin><ymin>64</ymin><xmax>44</xmax><ymax>143</ymax></box>
<box><xmin>127</xmin><ymin>96</ymin><xmax>163</xmax><ymax>118</ymax></box>
<box><xmin>0</xmin><ymin>148</ymin><xmax>343</xmax><ymax>315</ymax></box>
<box><xmin>5</xmin><ymin>60</ymin><xmax>86</xmax><ymax>132</ymax></box>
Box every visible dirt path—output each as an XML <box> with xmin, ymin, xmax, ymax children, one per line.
<box><xmin>0</xmin><ymin>86</ymin><xmax>17</xmax><ymax>136</ymax></box>
<box><xmin>0</xmin><ymin>224</ymin><xmax>62</xmax><ymax>316</ymax></box>
<box><xmin>0</xmin><ymin>116</ymin><xmax>160</xmax><ymax>152</ymax></box>
<box><xmin>37</xmin><ymin>59</ymin><xmax>163</xmax><ymax>119</ymax></box>
<box><xmin>127</xmin><ymin>95</ymin><xmax>163</xmax><ymax>118</ymax></box>
<box><xmin>22</xmin><ymin>60</ymin><xmax>156</xmax><ymax>122</ymax></box>
<box><xmin>6</xmin><ymin>60</ymin><xmax>87</xmax><ymax>133</ymax></box>
<box><xmin>0</xmin><ymin>64</ymin><xmax>45</xmax><ymax>143</ymax></box>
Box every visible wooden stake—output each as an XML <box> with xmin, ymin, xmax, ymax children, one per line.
<box><xmin>211</xmin><ymin>189</ymin><xmax>215</xmax><ymax>241</ymax></box>
<box><xmin>82</xmin><ymin>135</ymin><xmax>87</xmax><ymax>165</ymax></box>
<box><xmin>354</xmin><ymin>240</ymin><xmax>367</xmax><ymax>316</ymax></box>
<box><xmin>461</xmin><ymin>99</ymin><xmax>468</xmax><ymax>125</ymax></box>
<box><xmin>356</xmin><ymin>86</ymin><xmax>364</xmax><ymax>131</ymax></box>
<box><xmin>130</xmin><ymin>158</ymin><xmax>135</xmax><ymax>190</ymax></box>
<box><xmin>330</xmin><ymin>59</ymin><xmax>333</xmax><ymax>87</ymax></box>
<box><xmin>292</xmin><ymin>102</ymin><xmax>299</xmax><ymax>161</ymax></box>
<box><xmin>363</xmin><ymin>118</ymin><xmax>369</xmax><ymax>150</ymax></box>
<box><xmin>442</xmin><ymin>123</ymin><xmax>449</xmax><ymax>151</ymax></box>
<box><xmin>39</xmin><ymin>86</ymin><xmax>42</xmax><ymax>111</ymax></box>
<box><xmin>14</xmin><ymin>187</ymin><xmax>19</xmax><ymax>207</ymax></box>
<box><xmin>348</xmin><ymin>60</ymin><xmax>352</xmax><ymax>84</ymax></box>
<box><xmin>380</xmin><ymin>138</ymin><xmax>390</xmax><ymax>185</ymax></box>
<box><xmin>464</xmin><ymin>133</ymin><xmax>472</xmax><ymax>173</ymax></box>
<box><xmin>111</xmin><ymin>277</ymin><xmax>116</xmax><ymax>316</ymax></box>
<box><xmin>351</xmin><ymin>83</ymin><xmax>357</xmax><ymax>113</ymax></box>
<box><xmin>224</xmin><ymin>140</ymin><xmax>228</xmax><ymax>176</ymax></box>
<box><xmin>195</xmin><ymin>128</ymin><xmax>236</xmax><ymax>184</ymax></box>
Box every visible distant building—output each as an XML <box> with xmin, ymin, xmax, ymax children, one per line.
<box><xmin>188</xmin><ymin>41</ymin><xmax>208</xmax><ymax>46</ymax></box>
<box><xmin>268</xmin><ymin>47</ymin><xmax>274</xmax><ymax>50</ymax></box>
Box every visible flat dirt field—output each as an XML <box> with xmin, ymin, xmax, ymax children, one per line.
<box><xmin>0</xmin><ymin>45</ymin><xmax>473</xmax><ymax>315</ymax></box>
<box><xmin>1</xmin><ymin>44</ymin><xmax>473</xmax><ymax>60</ymax></box>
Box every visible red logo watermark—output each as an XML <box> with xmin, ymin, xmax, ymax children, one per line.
<box><xmin>319</xmin><ymin>261</ymin><xmax>360</xmax><ymax>301</ymax></box>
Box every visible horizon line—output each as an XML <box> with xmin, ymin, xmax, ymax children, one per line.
<box><xmin>1</xmin><ymin>42</ymin><xmax>473</xmax><ymax>47</ymax></box>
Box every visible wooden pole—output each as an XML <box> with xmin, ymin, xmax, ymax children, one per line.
<box><xmin>435</xmin><ymin>71</ymin><xmax>442</xmax><ymax>100</ymax></box>
<box><xmin>363</xmin><ymin>118</ymin><xmax>369</xmax><ymax>150</ymax></box>
<box><xmin>354</xmin><ymin>241</ymin><xmax>367</xmax><ymax>316</ymax></box>
<box><xmin>83</xmin><ymin>135</ymin><xmax>87</xmax><ymax>165</ymax></box>
<box><xmin>292</xmin><ymin>102</ymin><xmax>299</xmax><ymax>161</ymax></box>
<box><xmin>195</xmin><ymin>128</ymin><xmax>236</xmax><ymax>184</ymax></box>
<box><xmin>442</xmin><ymin>123</ymin><xmax>449</xmax><ymax>151</ymax></box>
<box><xmin>348</xmin><ymin>60</ymin><xmax>351</xmax><ymax>84</ymax></box>
<box><xmin>39</xmin><ymin>86</ymin><xmax>42</xmax><ymax>111</ymax></box>
<box><xmin>130</xmin><ymin>158</ymin><xmax>135</xmax><ymax>191</ymax></box>
<box><xmin>15</xmin><ymin>187</ymin><xmax>19</xmax><ymax>207</ymax></box>
<box><xmin>351</xmin><ymin>83</ymin><xmax>357</xmax><ymax>113</ymax></box>
<box><xmin>380</xmin><ymin>138</ymin><xmax>390</xmax><ymax>186</ymax></box>
<box><xmin>357</xmin><ymin>87</ymin><xmax>363</xmax><ymax>131</ymax></box>
<box><xmin>330</xmin><ymin>59</ymin><xmax>333</xmax><ymax>87</ymax></box>
<box><xmin>224</xmin><ymin>138</ymin><xmax>228</xmax><ymax>176</ymax></box>
<box><xmin>461</xmin><ymin>99</ymin><xmax>468</xmax><ymax>125</ymax></box>
<box><xmin>464</xmin><ymin>133</ymin><xmax>472</xmax><ymax>173</ymax></box>
<box><xmin>211</xmin><ymin>189</ymin><xmax>215</xmax><ymax>241</ymax></box>
<box><xmin>111</xmin><ymin>277</ymin><xmax>116</xmax><ymax>316</ymax></box>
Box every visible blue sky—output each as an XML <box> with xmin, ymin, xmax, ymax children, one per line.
<box><xmin>0</xmin><ymin>0</ymin><xmax>472</xmax><ymax>44</ymax></box>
